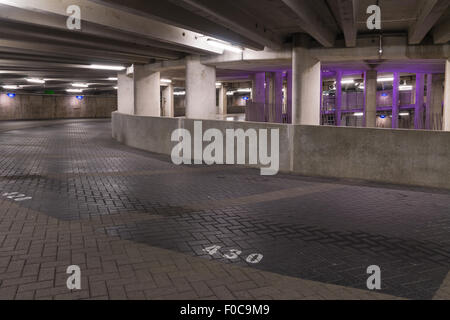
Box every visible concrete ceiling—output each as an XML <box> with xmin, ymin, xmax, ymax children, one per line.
<box><xmin>0</xmin><ymin>0</ymin><xmax>448</xmax><ymax>94</ymax></box>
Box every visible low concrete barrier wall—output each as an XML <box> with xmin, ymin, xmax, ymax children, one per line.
<box><xmin>112</xmin><ymin>112</ymin><xmax>293</xmax><ymax>172</ymax></box>
<box><xmin>293</xmin><ymin>125</ymin><xmax>450</xmax><ymax>189</ymax></box>
<box><xmin>112</xmin><ymin>112</ymin><xmax>450</xmax><ymax>189</ymax></box>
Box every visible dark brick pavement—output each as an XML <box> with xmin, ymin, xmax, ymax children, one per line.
<box><xmin>0</xmin><ymin>120</ymin><xmax>449</xmax><ymax>300</ymax></box>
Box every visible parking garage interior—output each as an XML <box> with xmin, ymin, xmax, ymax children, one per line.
<box><xmin>0</xmin><ymin>0</ymin><xmax>450</xmax><ymax>302</ymax></box>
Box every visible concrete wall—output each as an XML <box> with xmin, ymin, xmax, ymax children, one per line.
<box><xmin>112</xmin><ymin>112</ymin><xmax>293</xmax><ymax>172</ymax></box>
<box><xmin>0</xmin><ymin>93</ymin><xmax>117</xmax><ymax>120</ymax></box>
<box><xmin>112</xmin><ymin>112</ymin><xmax>450</xmax><ymax>189</ymax></box>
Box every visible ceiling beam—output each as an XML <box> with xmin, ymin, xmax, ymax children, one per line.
<box><xmin>409</xmin><ymin>0</ymin><xmax>450</xmax><ymax>45</ymax></box>
<box><xmin>175</xmin><ymin>0</ymin><xmax>283</xmax><ymax>50</ymax></box>
<box><xmin>433</xmin><ymin>19</ymin><xmax>450</xmax><ymax>44</ymax></box>
<box><xmin>327</xmin><ymin>0</ymin><xmax>358</xmax><ymax>47</ymax></box>
<box><xmin>281</xmin><ymin>0</ymin><xmax>336</xmax><ymax>47</ymax></box>
<box><xmin>0</xmin><ymin>0</ymin><xmax>223</xmax><ymax>54</ymax></box>
<box><xmin>90</xmin><ymin>0</ymin><xmax>265</xmax><ymax>51</ymax></box>
<box><xmin>0</xmin><ymin>36</ymin><xmax>151</xmax><ymax>64</ymax></box>
<box><xmin>0</xmin><ymin>21</ymin><xmax>183</xmax><ymax>60</ymax></box>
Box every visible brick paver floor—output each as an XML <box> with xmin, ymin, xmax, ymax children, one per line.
<box><xmin>0</xmin><ymin>119</ymin><xmax>449</xmax><ymax>300</ymax></box>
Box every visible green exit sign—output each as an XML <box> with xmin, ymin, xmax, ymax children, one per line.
<box><xmin>44</xmin><ymin>90</ymin><xmax>55</xmax><ymax>94</ymax></box>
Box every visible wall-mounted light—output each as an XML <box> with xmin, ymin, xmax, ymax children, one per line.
<box><xmin>76</xmin><ymin>95</ymin><xmax>84</xmax><ymax>100</ymax></box>
<box><xmin>354</xmin><ymin>112</ymin><xmax>364</xmax><ymax>117</ymax></box>
<box><xmin>399</xmin><ymin>85</ymin><xmax>413</xmax><ymax>91</ymax></box>
<box><xmin>216</xmin><ymin>82</ymin><xmax>222</xmax><ymax>86</ymax></box>
<box><xmin>377</xmin><ymin>77</ymin><xmax>394</xmax><ymax>82</ymax></box>
<box><xmin>6</xmin><ymin>93</ymin><xmax>16</xmax><ymax>98</ymax></box>
<box><xmin>72</xmin><ymin>83</ymin><xmax>89</xmax><ymax>88</ymax></box>
<box><xmin>237</xmin><ymin>88</ymin><xmax>252</xmax><ymax>93</ymax></box>
<box><xmin>399</xmin><ymin>112</ymin><xmax>410</xmax><ymax>116</ymax></box>
<box><xmin>26</xmin><ymin>78</ymin><xmax>45</xmax><ymax>84</ymax></box>
<box><xmin>108</xmin><ymin>77</ymin><xmax>118</xmax><ymax>81</ymax></box>
<box><xmin>174</xmin><ymin>91</ymin><xmax>186</xmax><ymax>96</ymax></box>
<box><xmin>114</xmin><ymin>87</ymin><xmax>118</xmax><ymax>90</ymax></box>
<box><xmin>89</xmin><ymin>64</ymin><xmax>126</xmax><ymax>71</ymax></box>
<box><xmin>340</xmin><ymin>79</ymin><xmax>355</xmax><ymax>85</ymax></box>
<box><xmin>160</xmin><ymin>79</ymin><xmax>172</xmax><ymax>84</ymax></box>
<box><xmin>226</xmin><ymin>91</ymin><xmax>236</xmax><ymax>96</ymax></box>
<box><xmin>207</xmin><ymin>39</ymin><xmax>243</xmax><ymax>53</ymax></box>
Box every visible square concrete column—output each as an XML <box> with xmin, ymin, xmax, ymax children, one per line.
<box><xmin>134</xmin><ymin>65</ymin><xmax>161</xmax><ymax>117</ymax></box>
<box><xmin>392</xmin><ymin>72</ymin><xmax>400</xmax><ymax>129</ymax></box>
<box><xmin>162</xmin><ymin>84</ymin><xmax>174</xmax><ymax>117</ymax></box>
<box><xmin>291</xmin><ymin>36</ymin><xmax>321</xmax><ymax>125</ymax></box>
<box><xmin>265</xmin><ymin>72</ymin><xmax>274</xmax><ymax>122</ymax></box>
<box><xmin>117</xmin><ymin>72</ymin><xmax>135</xmax><ymax>115</ymax></box>
<box><xmin>415</xmin><ymin>73</ymin><xmax>425</xmax><ymax>129</ymax></box>
<box><xmin>444</xmin><ymin>59</ymin><xmax>450</xmax><ymax>131</ymax></box>
<box><xmin>185</xmin><ymin>55</ymin><xmax>217</xmax><ymax>119</ymax></box>
<box><xmin>273</xmin><ymin>72</ymin><xmax>284</xmax><ymax>123</ymax></box>
<box><xmin>426</xmin><ymin>74</ymin><xmax>444</xmax><ymax>130</ymax></box>
<box><xmin>218</xmin><ymin>85</ymin><xmax>227</xmax><ymax>115</ymax></box>
<box><xmin>364</xmin><ymin>70</ymin><xmax>377</xmax><ymax>128</ymax></box>
<box><xmin>253</xmin><ymin>72</ymin><xmax>266</xmax><ymax>122</ymax></box>
<box><xmin>286</xmin><ymin>70</ymin><xmax>292</xmax><ymax>124</ymax></box>
<box><xmin>335</xmin><ymin>71</ymin><xmax>343</xmax><ymax>126</ymax></box>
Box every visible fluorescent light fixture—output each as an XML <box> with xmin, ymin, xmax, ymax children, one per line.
<box><xmin>174</xmin><ymin>91</ymin><xmax>186</xmax><ymax>96</ymax></box>
<box><xmin>226</xmin><ymin>117</ymin><xmax>235</xmax><ymax>121</ymax></box>
<box><xmin>66</xmin><ymin>89</ymin><xmax>83</xmax><ymax>93</ymax></box>
<box><xmin>89</xmin><ymin>64</ymin><xmax>125</xmax><ymax>71</ymax></box>
<box><xmin>399</xmin><ymin>112</ymin><xmax>410</xmax><ymax>116</ymax></box>
<box><xmin>160</xmin><ymin>79</ymin><xmax>172</xmax><ymax>84</ymax></box>
<box><xmin>108</xmin><ymin>77</ymin><xmax>118</xmax><ymax>81</ymax></box>
<box><xmin>399</xmin><ymin>85</ymin><xmax>413</xmax><ymax>91</ymax></box>
<box><xmin>341</xmin><ymin>79</ymin><xmax>355</xmax><ymax>85</ymax></box>
<box><xmin>216</xmin><ymin>82</ymin><xmax>222</xmax><ymax>86</ymax></box>
<box><xmin>354</xmin><ymin>112</ymin><xmax>364</xmax><ymax>117</ymax></box>
<box><xmin>26</xmin><ymin>78</ymin><xmax>45</xmax><ymax>84</ymax></box>
<box><xmin>377</xmin><ymin>77</ymin><xmax>394</xmax><ymax>82</ymax></box>
<box><xmin>237</xmin><ymin>88</ymin><xmax>252</xmax><ymax>93</ymax></box>
<box><xmin>72</xmin><ymin>83</ymin><xmax>89</xmax><ymax>88</ymax></box>
<box><xmin>2</xmin><ymin>85</ymin><xmax>19</xmax><ymax>89</ymax></box>
<box><xmin>114</xmin><ymin>87</ymin><xmax>118</xmax><ymax>90</ymax></box>
<box><xmin>226</xmin><ymin>91</ymin><xmax>236</xmax><ymax>96</ymax></box>
<box><xmin>207</xmin><ymin>39</ymin><xmax>243</xmax><ymax>53</ymax></box>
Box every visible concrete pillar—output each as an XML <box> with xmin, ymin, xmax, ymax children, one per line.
<box><xmin>218</xmin><ymin>85</ymin><xmax>227</xmax><ymax>115</ymax></box>
<box><xmin>162</xmin><ymin>84</ymin><xmax>174</xmax><ymax>117</ymax></box>
<box><xmin>426</xmin><ymin>74</ymin><xmax>444</xmax><ymax>130</ymax></box>
<box><xmin>265</xmin><ymin>72</ymin><xmax>274</xmax><ymax>122</ymax></box>
<box><xmin>444</xmin><ymin>60</ymin><xmax>450</xmax><ymax>131</ymax></box>
<box><xmin>134</xmin><ymin>65</ymin><xmax>160</xmax><ymax>117</ymax></box>
<box><xmin>286</xmin><ymin>70</ymin><xmax>292</xmax><ymax>124</ymax></box>
<box><xmin>185</xmin><ymin>55</ymin><xmax>216</xmax><ymax>119</ymax></box>
<box><xmin>392</xmin><ymin>72</ymin><xmax>400</xmax><ymax>129</ymax></box>
<box><xmin>335</xmin><ymin>71</ymin><xmax>343</xmax><ymax>126</ymax></box>
<box><xmin>292</xmin><ymin>36</ymin><xmax>321</xmax><ymax>125</ymax></box>
<box><xmin>117</xmin><ymin>72</ymin><xmax>135</xmax><ymax>115</ymax></box>
<box><xmin>415</xmin><ymin>73</ymin><xmax>425</xmax><ymax>129</ymax></box>
<box><xmin>253</xmin><ymin>72</ymin><xmax>266</xmax><ymax>104</ymax></box>
<box><xmin>274</xmin><ymin>72</ymin><xmax>284</xmax><ymax>123</ymax></box>
<box><xmin>364</xmin><ymin>70</ymin><xmax>377</xmax><ymax>128</ymax></box>
<box><xmin>253</xmin><ymin>72</ymin><xmax>266</xmax><ymax>122</ymax></box>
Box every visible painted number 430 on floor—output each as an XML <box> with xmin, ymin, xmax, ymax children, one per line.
<box><xmin>203</xmin><ymin>245</ymin><xmax>263</xmax><ymax>264</ymax></box>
